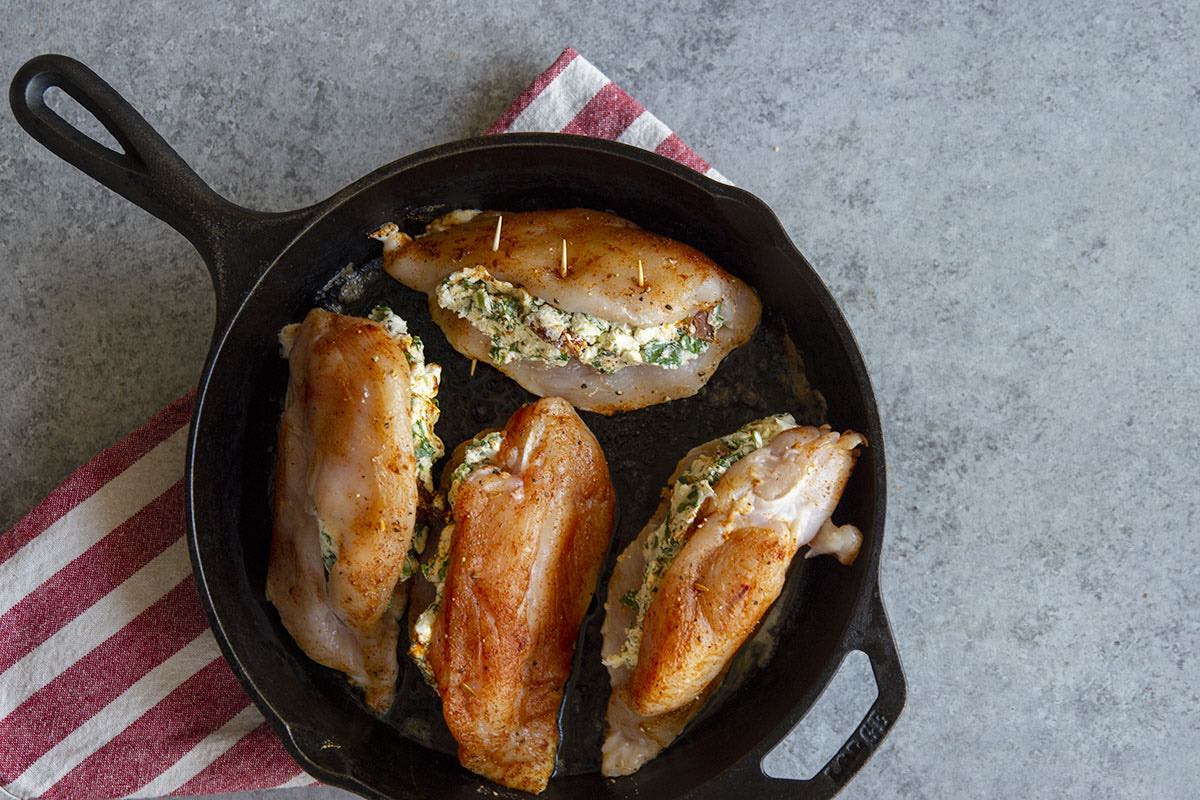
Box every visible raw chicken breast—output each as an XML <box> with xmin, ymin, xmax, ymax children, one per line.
<box><xmin>414</xmin><ymin>398</ymin><xmax>615</xmax><ymax>793</ymax></box>
<box><xmin>266</xmin><ymin>308</ymin><xmax>418</xmax><ymax>712</ymax></box>
<box><xmin>372</xmin><ymin>208</ymin><xmax>760</xmax><ymax>413</ymax></box>
<box><xmin>601</xmin><ymin>421</ymin><xmax>864</xmax><ymax>776</ymax></box>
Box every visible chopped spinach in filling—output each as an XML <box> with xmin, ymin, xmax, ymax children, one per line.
<box><xmin>398</xmin><ymin>523</ymin><xmax>429</xmax><ymax>582</ymax></box>
<box><xmin>410</xmin><ymin>431</ymin><xmax>506</xmax><ymax>681</ymax></box>
<box><xmin>603</xmin><ymin>414</ymin><xmax>797</xmax><ymax>669</ymax></box>
<box><xmin>318</xmin><ymin>524</ymin><xmax>337</xmax><ymax>572</ymax></box>
<box><xmin>368</xmin><ymin>306</ymin><xmax>444</xmax><ymax>493</ymax></box>
<box><xmin>434</xmin><ymin>266</ymin><xmax>725</xmax><ymax>373</ymax></box>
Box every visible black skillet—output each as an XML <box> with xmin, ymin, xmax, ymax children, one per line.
<box><xmin>11</xmin><ymin>54</ymin><xmax>904</xmax><ymax>800</ymax></box>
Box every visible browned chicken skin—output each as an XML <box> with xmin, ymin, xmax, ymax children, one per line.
<box><xmin>415</xmin><ymin>398</ymin><xmax>616</xmax><ymax>793</ymax></box>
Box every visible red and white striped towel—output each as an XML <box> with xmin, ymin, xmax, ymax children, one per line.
<box><xmin>0</xmin><ymin>47</ymin><xmax>723</xmax><ymax>799</ymax></box>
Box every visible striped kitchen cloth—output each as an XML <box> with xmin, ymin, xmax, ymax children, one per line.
<box><xmin>0</xmin><ymin>46</ymin><xmax>723</xmax><ymax>799</ymax></box>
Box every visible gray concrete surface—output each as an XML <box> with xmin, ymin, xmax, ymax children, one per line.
<box><xmin>2</xmin><ymin>1</ymin><xmax>1198</xmax><ymax>798</ymax></box>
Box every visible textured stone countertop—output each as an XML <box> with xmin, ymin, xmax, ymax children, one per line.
<box><xmin>2</xmin><ymin>3</ymin><xmax>1197</xmax><ymax>799</ymax></box>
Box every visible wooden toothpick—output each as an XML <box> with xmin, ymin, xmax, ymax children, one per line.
<box><xmin>560</xmin><ymin>239</ymin><xmax>568</xmax><ymax>277</ymax></box>
<box><xmin>492</xmin><ymin>215</ymin><xmax>503</xmax><ymax>252</ymax></box>
<box><xmin>637</xmin><ymin>259</ymin><xmax>645</xmax><ymax>288</ymax></box>
<box><xmin>469</xmin><ymin>358</ymin><xmax>477</xmax><ymax>377</ymax></box>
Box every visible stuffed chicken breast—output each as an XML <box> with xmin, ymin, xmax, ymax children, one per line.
<box><xmin>371</xmin><ymin>208</ymin><xmax>761</xmax><ymax>413</ymax></box>
<box><xmin>409</xmin><ymin>397</ymin><xmax>615</xmax><ymax>793</ymax></box>
<box><xmin>266</xmin><ymin>307</ymin><xmax>443</xmax><ymax>712</ymax></box>
<box><xmin>600</xmin><ymin>416</ymin><xmax>864</xmax><ymax>776</ymax></box>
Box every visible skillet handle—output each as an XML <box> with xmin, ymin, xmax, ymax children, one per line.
<box><xmin>747</xmin><ymin>582</ymin><xmax>905</xmax><ymax>799</ymax></box>
<box><xmin>9</xmin><ymin>54</ymin><xmax>316</xmax><ymax>326</ymax></box>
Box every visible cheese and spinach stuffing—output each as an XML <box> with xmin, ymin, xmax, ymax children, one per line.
<box><xmin>603</xmin><ymin>414</ymin><xmax>798</xmax><ymax>669</ymax></box>
<box><xmin>409</xmin><ymin>430</ymin><xmax>506</xmax><ymax>681</ymax></box>
<box><xmin>368</xmin><ymin>306</ymin><xmax>444</xmax><ymax>581</ymax></box>
<box><xmin>367</xmin><ymin>306</ymin><xmax>443</xmax><ymax>491</ymax></box>
<box><xmin>434</xmin><ymin>266</ymin><xmax>725</xmax><ymax>373</ymax></box>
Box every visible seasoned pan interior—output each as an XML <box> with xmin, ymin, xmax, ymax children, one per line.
<box><xmin>189</xmin><ymin>142</ymin><xmax>882</xmax><ymax>800</ymax></box>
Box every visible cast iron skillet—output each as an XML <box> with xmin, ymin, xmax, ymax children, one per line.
<box><xmin>11</xmin><ymin>54</ymin><xmax>904</xmax><ymax>800</ymax></box>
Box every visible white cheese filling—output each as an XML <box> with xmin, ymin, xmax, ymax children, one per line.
<box><xmin>434</xmin><ymin>266</ymin><xmax>724</xmax><ymax>374</ymax></box>
<box><xmin>368</xmin><ymin>306</ymin><xmax>444</xmax><ymax>581</ymax></box>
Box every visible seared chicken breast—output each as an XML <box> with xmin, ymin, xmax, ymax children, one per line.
<box><xmin>410</xmin><ymin>397</ymin><xmax>615</xmax><ymax>793</ymax></box>
<box><xmin>600</xmin><ymin>416</ymin><xmax>863</xmax><ymax>776</ymax></box>
<box><xmin>371</xmin><ymin>208</ymin><xmax>760</xmax><ymax>413</ymax></box>
<box><xmin>266</xmin><ymin>308</ymin><xmax>442</xmax><ymax>712</ymax></box>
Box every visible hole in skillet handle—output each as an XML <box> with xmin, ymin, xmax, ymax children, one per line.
<box><xmin>42</xmin><ymin>85</ymin><xmax>126</xmax><ymax>155</ymax></box>
<box><xmin>762</xmin><ymin>650</ymin><xmax>877</xmax><ymax>779</ymax></box>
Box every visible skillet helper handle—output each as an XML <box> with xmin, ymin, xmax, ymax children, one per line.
<box><xmin>749</xmin><ymin>583</ymin><xmax>905</xmax><ymax>799</ymax></box>
<box><xmin>9</xmin><ymin>54</ymin><xmax>312</xmax><ymax>325</ymax></box>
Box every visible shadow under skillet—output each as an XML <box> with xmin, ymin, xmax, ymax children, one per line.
<box><xmin>297</xmin><ymin>252</ymin><xmax>828</xmax><ymax>776</ymax></box>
